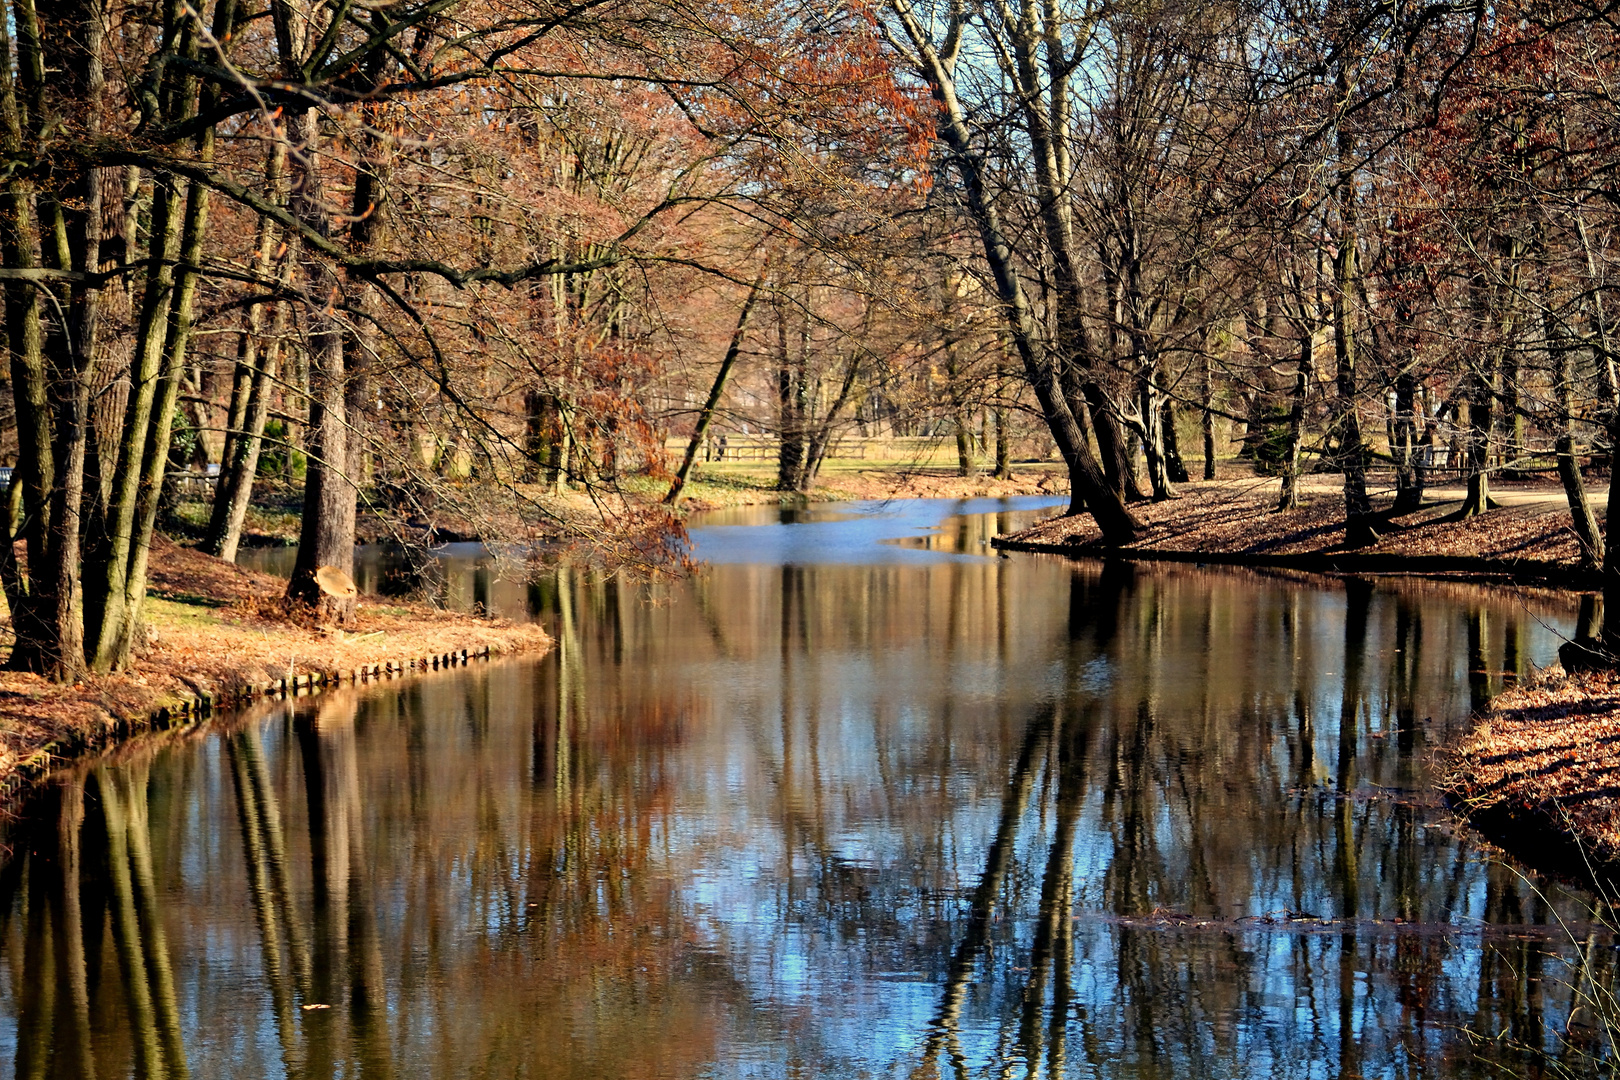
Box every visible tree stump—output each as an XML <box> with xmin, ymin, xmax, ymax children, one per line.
<box><xmin>1559</xmin><ymin>637</ymin><xmax>1611</xmax><ymax>674</ymax></box>
<box><xmin>288</xmin><ymin>564</ymin><xmax>358</xmax><ymax>628</ymax></box>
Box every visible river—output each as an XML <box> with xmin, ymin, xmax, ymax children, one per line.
<box><xmin>0</xmin><ymin>496</ymin><xmax>1610</xmax><ymax>1078</ymax></box>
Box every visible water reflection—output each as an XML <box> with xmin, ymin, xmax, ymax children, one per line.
<box><xmin>2</xmin><ymin>504</ymin><xmax>1609</xmax><ymax>1078</ymax></box>
<box><xmin>237</xmin><ymin>496</ymin><xmax>1068</xmax><ymax>610</ymax></box>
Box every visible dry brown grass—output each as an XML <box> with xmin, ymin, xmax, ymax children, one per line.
<box><xmin>0</xmin><ymin>534</ymin><xmax>550</xmax><ymax>800</ymax></box>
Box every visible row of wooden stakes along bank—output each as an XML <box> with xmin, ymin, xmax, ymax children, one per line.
<box><xmin>161</xmin><ymin>646</ymin><xmax>498</xmax><ymax>721</ymax></box>
<box><xmin>0</xmin><ymin>645</ymin><xmax>499</xmax><ymax>804</ymax></box>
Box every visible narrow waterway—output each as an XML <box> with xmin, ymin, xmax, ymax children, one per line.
<box><xmin>1</xmin><ymin>497</ymin><xmax>1609</xmax><ymax>1078</ymax></box>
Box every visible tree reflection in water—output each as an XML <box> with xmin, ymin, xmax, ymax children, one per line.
<box><xmin>0</xmin><ymin>543</ymin><xmax>1611</xmax><ymax>1078</ymax></box>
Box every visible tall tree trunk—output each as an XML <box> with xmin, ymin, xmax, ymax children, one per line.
<box><xmin>884</xmin><ymin>0</ymin><xmax>1139</xmax><ymax>541</ymax></box>
<box><xmin>1604</xmin><ymin>409</ymin><xmax>1620</xmax><ymax>659</ymax></box>
<box><xmin>0</xmin><ymin>0</ymin><xmax>61</xmax><ymax>674</ymax></box>
<box><xmin>208</xmin><ymin>301</ymin><xmax>289</xmax><ymax>563</ymax></box>
<box><xmin>285</xmin><ymin>107</ymin><xmax>357</xmax><ymax>623</ymax></box>
<box><xmin>545</xmin><ymin>396</ymin><xmax>573</xmax><ymax>491</ymax></box>
<box><xmin>1458</xmin><ymin>302</ymin><xmax>1497</xmax><ymax>518</ymax></box>
<box><xmin>115</xmin><ymin>170</ymin><xmax>215</xmax><ymax>660</ymax></box>
<box><xmin>1162</xmin><ymin>399</ymin><xmax>1189</xmax><ymax>484</ymax></box>
<box><xmin>997</xmin><ymin>0</ymin><xmax>1137</xmax><ymax>505</ymax></box>
<box><xmin>0</xmin><ymin>0</ymin><xmax>121</xmax><ymax>678</ymax></box>
<box><xmin>1277</xmin><ymin>268</ymin><xmax>1320</xmax><ymax>512</ymax></box>
<box><xmin>773</xmin><ymin>296</ymin><xmax>807</xmax><ymax>491</ymax></box>
<box><xmin>1277</xmin><ymin>330</ymin><xmax>1312</xmax><ymax>512</ymax></box>
<box><xmin>1330</xmin><ymin>51</ymin><xmax>1377</xmax><ymax>547</ymax></box>
<box><xmin>1462</xmin><ymin>247</ymin><xmax>1521</xmax><ymax>519</ymax></box>
<box><xmin>1332</xmin><ymin>214</ymin><xmax>1375</xmax><ymax>544</ymax></box>
<box><xmin>947</xmin><ymin>348</ymin><xmax>975</xmax><ymax>478</ymax></box>
<box><xmin>992</xmin><ymin>341</ymin><xmax>1012</xmax><ymax>479</ymax></box>
<box><xmin>1200</xmin><ymin>348</ymin><xmax>1217</xmax><ymax>480</ymax></box>
<box><xmin>82</xmin><ymin>0</ymin><xmax>236</xmax><ymax>671</ymax></box>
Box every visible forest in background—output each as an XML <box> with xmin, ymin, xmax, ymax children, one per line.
<box><xmin>5</xmin><ymin>0</ymin><xmax>1620</xmax><ymax>681</ymax></box>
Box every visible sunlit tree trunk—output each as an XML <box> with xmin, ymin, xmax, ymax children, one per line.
<box><xmin>1332</xmin><ymin>202</ymin><xmax>1375</xmax><ymax>542</ymax></box>
<box><xmin>0</xmin><ymin>2</ymin><xmax>59</xmax><ymax>673</ymax></box>
<box><xmin>83</xmin><ymin>0</ymin><xmax>242</xmax><ymax>671</ymax></box>
<box><xmin>1</xmin><ymin>0</ymin><xmax>111</xmax><ymax>678</ymax></box>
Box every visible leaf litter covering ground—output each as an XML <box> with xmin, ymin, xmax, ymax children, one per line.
<box><xmin>0</xmin><ymin>534</ymin><xmax>550</xmax><ymax>799</ymax></box>
<box><xmin>1442</xmin><ymin>669</ymin><xmax>1620</xmax><ymax>874</ymax></box>
<box><xmin>1002</xmin><ymin>476</ymin><xmax>1589</xmax><ymax>568</ymax></box>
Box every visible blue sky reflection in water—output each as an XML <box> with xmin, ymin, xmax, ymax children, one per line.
<box><xmin>0</xmin><ymin>497</ymin><xmax>1608</xmax><ymax>1079</ymax></box>
<box><xmin>682</xmin><ymin>494</ymin><xmax>1066</xmax><ymax>565</ymax></box>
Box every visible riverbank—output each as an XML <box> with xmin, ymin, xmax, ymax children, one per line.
<box><xmin>991</xmin><ymin>476</ymin><xmax>1594</xmax><ymax>585</ymax></box>
<box><xmin>0</xmin><ymin>534</ymin><xmax>551</xmax><ymax>805</ymax></box>
<box><xmin>1441</xmin><ymin>668</ymin><xmax>1620</xmax><ymax>886</ymax></box>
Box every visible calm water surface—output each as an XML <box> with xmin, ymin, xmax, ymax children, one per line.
<box><xmin>2</xmin><ymin>497</ymin><xmax>1610</xmax><ymax>1078</ymax></box>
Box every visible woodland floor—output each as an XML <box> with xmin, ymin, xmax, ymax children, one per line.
<box><xmin>0</xmin><ymin>534</ymin><xmax>551</xmax><ymax>807</ymax></box>
<box><xmin>1442</xmin><ymin>669</ymin><xmax>1620</xmax><ymax>889</ymax></box>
